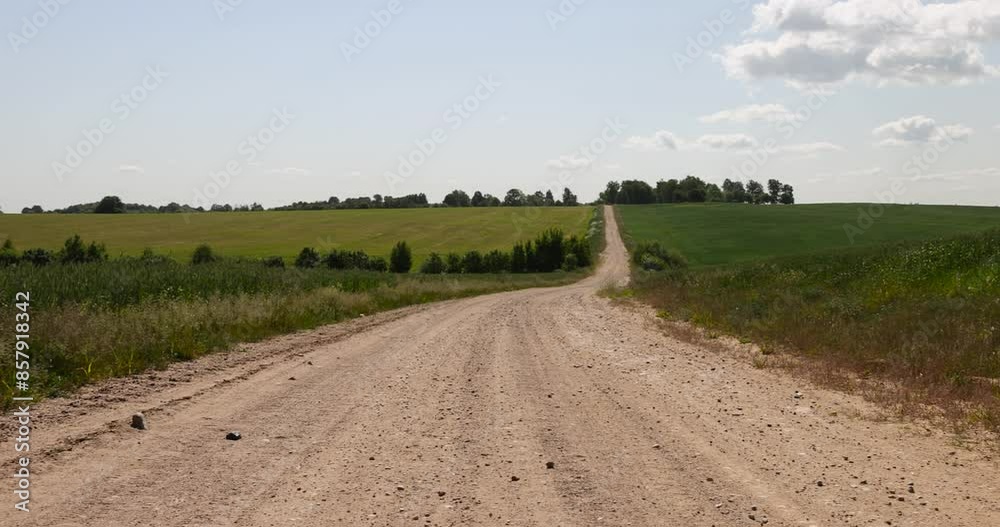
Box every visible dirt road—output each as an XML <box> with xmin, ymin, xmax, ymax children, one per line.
<box><xmin>3</xmin><ymin>206</ymin><xmax>998</xmax><ymax>526</ymax></box>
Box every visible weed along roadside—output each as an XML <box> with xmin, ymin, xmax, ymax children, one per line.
<box><xmin>615</xmin><ymin>202</ymin><xmax>1000</xmax><ymax>436</ymax></box>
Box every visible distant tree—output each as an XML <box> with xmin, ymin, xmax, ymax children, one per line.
<box><xmin>526</xmin><ymin>191</ymin><xmax>546</xmax><ymax>207</ymax></box>
<box><xmin>705</xmin><ymin>183</ymin><xmax>724</xmax><ymax>202</ymax></box>
<box><xmin>461</xmin><ymin>250</ymin><xmax>485</xmax><ymax>273</ymax></box>
<box><xmin>420</xmin><ymin>253</ymin><xmax>446</xmax><ymax>274</ymax></box>
<box><xmin>746</xmin><ymin>180</ymin><xmax>766</xmax><ymax>204</ymax></box>
<box><xmin>656</xmin><ymin>179</ymin><xmax>679</xmax><ymax>203</ymax></box>
<box><xmin>617</xmin><ymin>180</ymin><xmax>657</xmax><ymax>204</ymax></box>
<box><xmin>677</xmin><ymin>176</ymin><xmax>707</xmax><ymax>203</ymax></box>
<box><xmin>21</xmin><ymin>205</ymin><xmax>44</xmax><ymax>214</ymax></box>
<box><xmin>471</xmin><ymin>191</ymin><xmax>486</xmax><ymax>207</ymax></box>
<box><xmin>561</xmin><ymin>188</ymin><xmax>579</xmax><ymax>206</ymax></box>
<box><xmin>191</xmin><ymin>244</ymin><xmax>218</xmax><ymax>265</ymax></box>
<box><xmin>484</xmin><ymin>194</ymin><xmax>501</xmax><ymax>207</ymax></box>
<box><xmin>372</xmin><ymin>194</ymin><xmax>383</xmax><ymax>207</ymax></box>
<box><xmin>444</xmin><ymin>252</ymin><xmax>463</xmax><ymax>273</ymax></box>
<box><xmin>389</xmin><ymin>241</ymin><xmax>413</xmax><ymax>273</ymax></box>
<box><xmin>503</xmin><ymin>189</ymin><xmax>526</xmax><ymax>207</ymax></box>
<box><xmin>295</xmin><ymin>247</ymin><xmax>321</xmax><ymax>268</ymax></box>
<box><xmin>767</xmin><ymin>179</ymin><xmax>782</xmax><ymax>204</ymax></box>
<box><xmin>328</xmin><ymin>196</ymin><xmax>340</xmax><ymax>205</ymax></box>
<box><xmin>544</xmin><ymin>190</ymin><xmax>556</xmax><ymax>206</ymax></box>
<box><xmin>779</xmin><ymin>184</ymin><xmax>795</xmax><ymax>205</ymax></box>
<box><xmin>722</xmin><ymin>179</ymin><xmax>747</xmax><ymax>203</ymax></box>
<box><xmin>443</xmin><ymin>190</ymin><xmax>471</xmax><ymax>207</ymax></box>
<box><xmin>95</xmin><ymin>195</ymin><xmax>125</xmax><ymax>214</ymax></box>
<box><xmin>600</xmin><ymin>181</ymin><xmax>621</xmax><ymax>204</ymax></box>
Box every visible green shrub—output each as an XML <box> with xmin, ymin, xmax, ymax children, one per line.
<box><xmin>0</xmin><ymin>239</ymin><xmax>18</xmax><ymax>267</ymax></box>
<box><xmin>420</xmin><ymin>253</ymin><xmax>446</xmax><ymax>274</ymax></box>
<box><xmin>191</xmin><ymin>244</ymin><xmax>218</xmax><ymax>265</ymax></box>
<box><xmin>60</xmin><ymin>235</ymin><xmax>107</xmax><ymax>264</ymax></box>
<box><xmin>389</xmin><ymin>241</ymin><xmax>413</xmax><ymax>273</ymax></box>
<box><xmin>511</xmin><ymin>242</ymin><xmax>528</xmax><ymax>273</ymax></box>
<box><xmin>21</xmin><ymin>248</ymin><xmax>54</xmax><ymax>267</ymax></box>
<box><xmin>632</xmin><ymin>242</ymin><xmax>687</xmax><ymax>271</ymax></box>
<box><xmin>462</xmin><ymin>250</ymin><xmax>485</xmax><ymax>273</ymax></box>
<box><xmin>562</xmin><ymin>253</ymin><xmax>579</xmax><ymax>271</ymax></box>
<box><xmin>483</xmin><ymin>250</ymin><xmax>511</xmax><ymax>273</ymax></box>
<box><xmin>532</xmin><ymin>228</ymin><xmax>565</xmax><ymax>272</ymax></box>
<box><xmin>263</xmin><ymin>256</ymin><xmax>285</xmax><ymax>268</ymax></box>
<box><xmin>445</xmin><ymin>253</ymin><xmax>463</xmax><ymax>274</ymax></box>
<box><xmin>295</xmin><ymin>247</ymin><xmax>321</xmax><ymax>268</ymax></box>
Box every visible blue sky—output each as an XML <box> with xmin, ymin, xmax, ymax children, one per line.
<box><xmin>2</xmin><ymin>0</ymin><xmax>999</xmax><ymax>211</ymax></box>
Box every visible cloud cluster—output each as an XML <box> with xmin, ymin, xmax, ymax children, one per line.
<box><xmin>546</xmin><ymin>155</ymin><xmax>593</xmax><ymax>172</ymax></box>
<box><xmin>699</xmin><ymin>104</ymin><xmax>796</xmax><ymax>124</ymax></box>
<box><xmin>624</xmin><ymin>130</ymin><xmax>842</xmax><ymax>156</ymax></box>
<box><xmin>720</xmin><ymin>0</ymin><xmax>1000</xmax><ymax>86</ymax></box>
<box><xmin>873</xmin><ymin>115</ymin><xmax>974</xmax><ymax>146</ymax></box>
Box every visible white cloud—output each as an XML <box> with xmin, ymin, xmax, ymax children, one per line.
<box><xmin>910</xmin><ymin>167</ymin><xmax>1000</xmax><ymax>181</ymax></box>
<box><xmin>623</xmin><ymin>130</ymin><xmax>681</xmax><ymax>152</ymax></box>
<box><xmin>545</xmin><ymin>154</ymin><xmax>592</xmax><ymax>172</ymax></box>
<box><xmin>699</xmin><ymin>104</ymin><xmax>795</xmax><ymax>124</ymax></box>
<box><xmin>624</xmin><ymin>130</ymin><xmax>842</xmax><ymax>156</ymax></box>
<box><xmin>775</xmin><ymin>142</ymin><xmax>846</xmax><ymax>155</ymax></box>
<box><xmin>873</xmin><ymin>115</ymin><xmax>973</xmax><ymax>146</ymax></box>
<box><xmin>270</xmin><ymin>167</ymin><xmax>311</xmax><ymax>176</ymax></box>
<box><xmin>692</xmin><ymin>134</ymin><xmax>759</xmax><ymax>152</ymax></box>
<box><xmin>720</xmin><ymin>0</ymin><xmax>1000</xmax><ymax>86</ymax></box>
<box><xmin>117</xmin><ymin>164</ymin><xmax>145</xmax><ymax>175</ymax></box>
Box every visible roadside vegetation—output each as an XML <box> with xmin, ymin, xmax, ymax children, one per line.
<box><xmin>0</xmin><ymin>208</ymin><xmax>605</xmax><ymax>408</ymax></box>
<box><xmin>617</xmin><ymin>203</ymin><xmax>1000</xmax><ymax>434</ymax></box>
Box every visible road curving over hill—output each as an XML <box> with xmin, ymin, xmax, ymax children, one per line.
<box><xmin>3</xmin><ymin>206</ymin><xmax>998</xmax><ymax>526</ymax></box>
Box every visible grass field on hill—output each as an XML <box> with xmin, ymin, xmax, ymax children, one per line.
<box><xmin>0</xmin><ymin>207</ymin><xmax>593</xmax><ymax>262</ymax></box>
<box><xmin>617</xmin><ymin>203</ymin><xmax>1000</xmax><ymax>267</ymax></box>
<box><xmin>617</xmin><ymin>203</ymin><xmax>1000</xmax><ymax>434</ymax></box>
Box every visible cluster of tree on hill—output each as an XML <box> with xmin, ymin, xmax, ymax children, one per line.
<box><xmin>19</xmin><ymin>196</ymin><xmax>266</xmax><ymax>215</ymax></box>
<box><xmin>443</xmin><ymin>188</ymin><xmax>579</xmax><ymax>207</ymax></box>
<box><xmin>17</xmin><ymin>187</ymin><xmax>583</xmax><ymax>214</ymax></box>
<box><xmin>599</xmin><ymin>177</ymin><xmax>794</xmax><ymax>205</ymax></box>
<box><xmin>272</xmin><ymin>194</ymin><xmax>430</xmax><ymax>211</ymax></box>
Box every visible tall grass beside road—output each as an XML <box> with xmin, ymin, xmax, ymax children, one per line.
<box><xmin>631</xmin><ymin>230</ymin><xmax>1000</xmax><ymax>432</ymax></box>
<box><xmin>0</xmin><ymin>260</ymin><xmax>585</xmax><ymax>409</ymax></box>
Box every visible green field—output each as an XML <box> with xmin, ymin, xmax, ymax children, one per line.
<box><xmin>0</xmin><ymin>208</ymin><xmax>593</xmax><ymax>262</ymax></box>
<box><xmin>617</xmin><ymin>203</ymin><xmax>1000</xmax><ymax>267</ymax></box>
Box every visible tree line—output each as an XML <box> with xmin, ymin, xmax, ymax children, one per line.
<box><xmin>599</xmin><ymin>177</ymin><xmax>794</xmax><ymax>205</ymax></box>
<box><xmin>18</xmin><ymin>187</ymin><xmax>581</xmax><ymax>214</ymax></box>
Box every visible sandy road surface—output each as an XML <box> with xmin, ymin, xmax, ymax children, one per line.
<box><xmin>3</xmin><ymin>206</ymin><xmax>999</xmax><ymax>526</ymax></box>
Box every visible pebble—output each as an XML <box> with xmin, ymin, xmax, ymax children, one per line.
<box><xmin>130</xmin><ymin>413</ymin><xmax>147</xmax><ymax>430</ymax></box>
<box><xmin>546</xmin><ymin>462</ymin><xmax>555</xmax><ymax>469</ymax></box>
<box><xmin>225</xmin><ymin>431</ymin><xmax>242</xmax><ymax>441</ymax></box>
